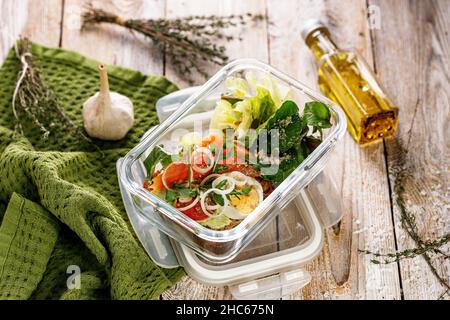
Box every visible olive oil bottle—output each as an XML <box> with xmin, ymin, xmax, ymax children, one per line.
<box><xmin>302</xmin><ymin>20</ymin><xmax>398</xmax><ymax>145</ymax></box>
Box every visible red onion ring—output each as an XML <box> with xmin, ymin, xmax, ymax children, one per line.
<box><xmin>200</xmin><ymin>174</ymin><xmax>221</xmax><ymax>186</ymax></box>
<box><xmin>191</xmin><ymin>147</ymin><xmax>214</xmax><ymax>174</ymax></box>
<box><xmin>212</xmin><ymin>176</ymin><xmax>236</xmax><ymax>194</ymax></box>
<box><xmin>200</xmin><ymin>189</ymin><xmax>229</xmax><ymax>217</ymax></box>
<box><xmin>177</xmin><ymin>196</ymin><xmax>200</xmax><ymax>212</ymax></box>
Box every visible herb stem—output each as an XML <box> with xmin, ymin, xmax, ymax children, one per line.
<box><xmin>11</xmin><ymin>38</ymin><xmax>97</xmax><ymax>150</ymax></box>
<box><xmin>82</xmin><ymin>6</ymin><xmax>265</xmax><ymax>83</ymax></box>
<box><xmin>361</xmin><ymin>138</ymin><xmax>449</xmax><ymax>291</ymax></box>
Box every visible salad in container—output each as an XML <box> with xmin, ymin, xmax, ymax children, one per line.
<box><xmin>120</xmin><ymin>59</ymin><xmax>346</xmax><ymax>262</ymax></box>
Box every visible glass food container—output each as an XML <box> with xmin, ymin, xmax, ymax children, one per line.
<box><xmin>119</xmin><ymin>59</ymin><xmax>346</xmax><ymax>264</ymax></box>
<box><xmin>118</xmin><ymin>160</ymin><xmax>344</xmax><ymax>299</ymax></box>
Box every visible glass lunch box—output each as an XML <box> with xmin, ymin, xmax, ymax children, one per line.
<box><xmin>119</xmin><ymin>59</ymin><xmax>347</xmax><ymax>264</ymax></box>
<box><xmin>118</xmin><ymin>158</ymin><xmax>344</xmax><ymax>299</ymax></box>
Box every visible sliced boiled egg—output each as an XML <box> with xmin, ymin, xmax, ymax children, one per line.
<box><xmin>229</xmin><ymin>187</ymin><xmax>260</xmax><ymax>214</ymax></box>
<box><xmin>220</xmin><ymin>172</ymin><xmax>264</xmax><ymax>219</ymax></box>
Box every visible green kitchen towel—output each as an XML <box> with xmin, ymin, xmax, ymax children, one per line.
<box><xmin>0</xmin><ymin>42</ymin><xmax>185</xmax><ymax>300</ymax></box>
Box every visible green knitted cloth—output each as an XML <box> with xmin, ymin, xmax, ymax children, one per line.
<box><xmin>0</xmin><ymin>43</ymin><xmax>185</xmax><ymax>300</ymax></box>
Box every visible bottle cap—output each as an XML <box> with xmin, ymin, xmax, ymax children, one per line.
<box><xmin>301</xmin><ymin>19</ymin><xmax>326</xmax><ymax>41</ymax></box>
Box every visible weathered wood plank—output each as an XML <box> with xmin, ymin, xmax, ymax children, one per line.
<box><xmin>266</xmin><ymin>0</ymin><xmax>401</xmax><ymax>300</ymax></box>
<box><xmin>0</xmin><ymin>0</ymin><xmax>63</xmax><ymax>61</ymax></box>
<box><xmin>369</xmin><ymin>0</ymin><xmax>450</xmax><ymax>300</ymax></box>
<box><xmin>62</xmin><ymin>0</ymin><xmax>165</xmax><ymax>74</ymax></box>
<box><xmin>0</xmin><ymin>0</ymin><xmax>27</xmax><ymax>60</ymax></box>
<box><xmin>164</xmin><ymin>0</ymin><xmax>269</xmax><ymax>88</ymax></box>
<box><xmin>21</xmin><ymin>0</ymin><xmax>63</xmax><ymax>46</ymax></box>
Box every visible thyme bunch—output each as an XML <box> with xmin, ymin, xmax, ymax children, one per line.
<box><xmin>359</xmin><ymin>236</ymin><xmax>449</xmax><ymax>264</ymax></box>
<box><xmin>82</xmin><ymin>7</ymin><xmax>265</xmax><ymax>83</ymax></box>
<box><xmin>360</xmin><ymin>139</ymin><xmax>449</xmax><ymax>292</ymax></box>
<box><xmin>12</xmin><ymin>38</ymin><xmax>95</xmax><ymax>148</ymax></box>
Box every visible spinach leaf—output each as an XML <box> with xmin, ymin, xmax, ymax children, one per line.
<box><xmin>302</xmin><ymin>136</ymin><xmax>322</xmax><ymax>156</ymax></box>
<box><xmin>254</xmin><ymin>101</ymin><xmax>331</xmax><ymax>183</ymax></box>
<box><xmin>261</xmin><ymin>142</ymin><xmax>308</xmax><ymax>183</ymax></box>
<box><xmin>303</xmin><ymin>101</ymin><xmax>332</xmax><ymax>137</ymax></box>
<box><xmin>257</xmin><ymin>100</ymin><xmax>307</xmax><ymax>154</ymax></box>
<box><xmin>143</xmin><ymin>145</ymin><xmax>173</xmax><ymax>178</ymax></box>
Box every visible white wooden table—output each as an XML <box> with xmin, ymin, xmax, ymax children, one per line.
<box><xmin>0</xmin><ymin>0</ymin><xmax>448</xmax><ymax>300</ymax></box>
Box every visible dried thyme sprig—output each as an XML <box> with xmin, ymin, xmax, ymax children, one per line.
<box><xmin>12</xmin><ymin>38</ymin><xmax>96</xmax><ymax>149</ymax></box>
<box><xmin>359</xmin><ymin>235</ymin><xmax>450</xmax><ymax>264</ymax></box>
<box><xmin>82</xmin><ymin>7</ymin><xmax>265</xmax><ymax>83</ymax></box>
<box><xmin>360</xmin><ymin>139</ymin><xmax>450</xmax><ymax>291</ymax></box>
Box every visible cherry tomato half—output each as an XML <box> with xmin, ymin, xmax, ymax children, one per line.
<box><xmin>176</xmin><ymin>200</ymin><xmax>209</xmax><ymax>221</ymax></box>
<box><xmin>163</xmin><ymin>162</ymin><xmax>189</xmax><ymax>188</ymax></box>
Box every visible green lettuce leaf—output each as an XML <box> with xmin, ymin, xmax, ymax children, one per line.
<box><xmin>233</xmin><ymin>98</ymin><xmax>254</xmax><ymax>138</ymax></box>
<box><xmin>211</xmin><ymin>74</ymin><xmax>293</xmax><ymax>138</ymax></box>
<box><xmin>224</xmin><ymin>76</ymin><xmax>250</xmax><ymax>98</ymax></box>
<box><xmin>251</xmin><ymin>87</ymin><xmax>277</xmax><ymax>128</ymax></box>
<box><xmin>209</xmin><ymin>99</ymin><xmax>239</xmax><ymax>132</ymax></box>
<box><xmin>199</xmin><ymin>214</ymin><xmax>232</xmax><ymax>230</ymax></box>
<box><xmin>251</xmin><ymin>73</ymin><xmax>292</xmax><ymax>108</ymax></box>
<box><xmin>143</xmin><ymin>145</ymin><xmax>173</xmax><ymax>178</ymax></box>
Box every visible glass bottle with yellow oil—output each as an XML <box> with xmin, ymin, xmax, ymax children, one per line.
<box><xmin>302</xmin><ymin>20</ymin><xmax>398</xmax><ymax>145</ymax></box>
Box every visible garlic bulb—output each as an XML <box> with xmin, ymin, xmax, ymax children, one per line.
<box><xmin>83</xmin><ymin>64</ymin><xmax>134</xmax><ymax>140</ymax></box>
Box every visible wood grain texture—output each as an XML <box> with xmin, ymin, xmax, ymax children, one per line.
<box><xmin>369</xmin><ymin>0</ymin><xmax>450</xmax><ymax>300</ymax></box>
<box><xmin>0</xmin><ymin>0</ymin><xmax>27</xmax><ymax>60</ymax></box>
<box><xmin>266</xmin><ymin>0</ymin><xmax>401</xmax><ymax>300</ymax></box>
<box><xmin>21</xmin><ymin>0</ymin><xmax>63</xmax><ymax>46</ymax></box>
<box><xmin>164</xmin><ymin>0</ymin><xmax>268</xmax><ymax>88</ymax></box>
<box><xmin>0</xmin><ymin>0</ymin><xmax>62</xmax><ymax>60</ymax></box>
<box><xmin>62</xmin><ymin>0</ymin><xmax>165</xmax><ymax>74</ymax></box>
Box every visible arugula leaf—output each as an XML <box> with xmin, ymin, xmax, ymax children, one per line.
<box><xmin>240</xmin><ymin>186</ymin><xmax>252</xmax><ymax>195</ymax></box>
<box><xmin>143</xmin><ymin>145</ymin><xmax>173</xmax><ymax>178</ymax></box>
<box><xmin>303</xmin><ymin>101</ymin><xmax>332</xmax><ymax>137</ymax></box>
<box><xmin>213</xmin><ymin>165</ymin><xmax>229</xmax><ymax>173</ymax></box>
<box><xmin>215</xmin><ymin>179</ymin><xmax>228</xmax><ymax>190</ymax></box>
<box><xmin>177</xmin><ymin>188</ymin><xmax>198</xmax><ymax>199</ymax></box>
<box><xmin>171</xmin><ymin>182</ymin><xmax>186</xmax><ymax>189</ymax></box>
<box><xmin>227</xmin><ymin>185</ymin><xmax>253</xmax><ymax>200</ymax></box>
<box><xmin>165</xmin><ymin>189</ymin><xmax>177</xmax><ymax>203</ymax></box>
<box><xmin>171</xmin><ymin>183</ymin><xmax>198</xmax><ymax>199</ymax></box>
<box><xmin>213</xmin><ymin>193</ymin><xmax>225</xmax><ymax>206</ymax></box>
